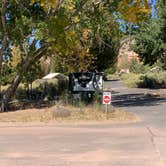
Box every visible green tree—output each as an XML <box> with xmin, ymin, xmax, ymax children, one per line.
<box><xmin>157</xmin><ymin>0</ymin><xmax>166</xmax><ymax>68</ymax></box>
<box><xmin>92</xmin><ymin>35</ymin><xmax>121</xmax><ymax>71</ymax></box>
<box><xmin>22</xmin><ymin>62</ymin><xmax>43</xmax><ymax>99</ymax></box>
<box><xmin>133</xmin><ymin>0</ymin><xmax>166</xmax><ymax>68</ymax></box>
<box><xmin>0</xmin><ymin>0</ymin><xmax>48</xmax><ymax>111</ymax></box>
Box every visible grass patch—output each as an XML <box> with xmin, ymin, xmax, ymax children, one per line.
<box><xmin>105</xmin><ymin>74</ymin><xmax>120</xmax><ymax>81</ymax></box>
<box><xmin>120</xmin><ymin>73</ymin><xmax>142</xmax><ymax>88</ymax></box>
<box><xmin>121</xmin><ymin>71</ymin><xmax>166</xmax><ymax>88</ymax></box>
<box><xmin>0</xmin><ymin>104</ymin><xmax>139</xmax><ymax>123</ymax></box>
<box><xmin>139</xmin><ymin>71</ymin><xmax>166</xmax><ymax>88</ymax></box>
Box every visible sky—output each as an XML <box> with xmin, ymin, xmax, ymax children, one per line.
<box><xmin>151</xmin><ymin>0</ymin><xmax>157</xmax><ymax>17</ymax></box>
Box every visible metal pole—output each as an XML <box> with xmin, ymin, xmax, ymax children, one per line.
<box><xmin>105</xmin><ymin>104</ymin><xmax>108</xmax><ymax>114</ymax></box>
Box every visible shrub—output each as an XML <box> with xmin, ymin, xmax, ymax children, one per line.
<box><xmin>104</xmin><ymin>67</ymin><xmax>116</xmax><ymax>75</ymax></box>
<box><xmin>15</xmin><ymin>78</ymin><xmax>69</xmax><ymax>100</ymax></box>
<box><xmin>139</xmin><ymin>71</ymin><xmax>166</xmax><ymax>88</ymax></box>
<box><xmin>129</xmin><ymin>59</ymin><xmax>142</xmax><ymax>73</ymax></box>
<box><xmin>129</xmin><ymin>59</ymin><xmax>151</xmax><ymax>74</ymax></box>
<box><xmin>120</xmin><ymin>73</ymin><xmax>143</xmax><ymax>88</ymax></box>
<box><xmin>104</xmin><ymin>67</ymin><xmax>119</xmax><ymax>81</ymax></box>
<box><xmin>117</xmin><ymin>54</ymin><xmax>129</xmax><ymax>71</ymax></box>
<box><xmin>117</xmin><ymin>55</ymin><xmax>151</xmax><ymax>74</ymax></box>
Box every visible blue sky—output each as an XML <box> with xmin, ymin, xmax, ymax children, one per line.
<box><xmin>151</xmin><ymin>0</ymin><xmax>157</xmax><ymax>17</ymax></box>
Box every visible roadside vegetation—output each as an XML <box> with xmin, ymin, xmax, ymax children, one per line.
<box><xmin>0</xmin><ymin>103</ymin><xmax>139</xmax><ymax>123</ymax></box>
<box><xmin>121</xmin><ymin>71</ymin><xmax>166</xmax><ymax>88</ymax></box>
<box><xmin>120</xmin><ymin>73</ymin><xmax>142</xmax><ymax>88</ymax></box>
<box><xmin>119</xmin><ymin>58</ymin><xmax>166</xmax><ymax>88</ymax></box>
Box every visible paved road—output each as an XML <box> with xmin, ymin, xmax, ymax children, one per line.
<box><xmin>0</xmin><ymin>125</ymin><xmax>165</xmax><ymax>166</ymax></box>
<box><xmin>0</xmin><ymin>80</ymin><xmax>166</xmax><ymax>166</ymax></box>
<box><xmin>107</xmin><ymin>80</ymin><xmax>166</xmax><ymax>129</ymax></box>
<box><xmin>106</xmin><ymin>80</ymin><xmax>166</xmax><ymax>165</ymax></box>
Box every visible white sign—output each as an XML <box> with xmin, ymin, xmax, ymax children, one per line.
<box><xmin>103</xmin><ymin>92</ymin><xmax>111</xmax><ymax>105</ymax></box>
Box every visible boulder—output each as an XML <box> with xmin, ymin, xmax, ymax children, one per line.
<box><xmin>53</xmin><ymin>108</ymin><xmax>71</xmax><ymax>118</ymax></box>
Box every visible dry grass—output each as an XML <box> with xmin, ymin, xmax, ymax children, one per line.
<box><xmin>53</xmin><ymin>105</ymin><xmax>139</xmax><ymax>123</ymax></box>
<box><xmin>0</xmin><ymin>109</ymin><xmax>52</xmax><ymax>123</ymax></box>
<box><xmin>0</xmin><ymin>104</ymin><xmax>139</xmax><ymax>123</ymax></box>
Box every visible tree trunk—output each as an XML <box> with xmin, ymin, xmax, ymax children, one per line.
<box><xmin>0</xmin><ymin>45</ymin><xmax>48</xmax><ymax>112</ymax></box>
<box><xmin>1</xmin><ymin>75</ymin><xmax>22</xmax><ymax>111</ymax></box>
<box><xmin>30</xmin><ymin>82</ymin><xmax>33</xmax><ymax>99</ymax></box>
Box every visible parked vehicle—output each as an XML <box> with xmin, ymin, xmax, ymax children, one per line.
<box><xmin>69</xmin><ymin>72</ymin><xmax>103</xmax><ymax>102</ymax></box>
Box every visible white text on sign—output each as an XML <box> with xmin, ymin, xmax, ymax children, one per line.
<box><xmin>103</xmin><ymin>92</ymin><xmax>111</xmax><ymax>105</ymax></box>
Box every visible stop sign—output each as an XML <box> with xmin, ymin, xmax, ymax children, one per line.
<box><xmin>103</xmin><ymin>92</ymin><xmax>111</xmax><ymax>105</ymax></box>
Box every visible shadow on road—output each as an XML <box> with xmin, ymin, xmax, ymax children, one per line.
<box><xmin>112</xmin><ymin>93</ymin><xmax>166</xmax><ymax>107</ymax></box>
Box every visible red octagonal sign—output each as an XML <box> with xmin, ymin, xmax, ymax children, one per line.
<box><xmin>103</xmin><ymin>92</ymin><xmax>111</xmax><ymax>105</ymax></box>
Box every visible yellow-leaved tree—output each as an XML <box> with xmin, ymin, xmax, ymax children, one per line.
<box><xmin>118</xmin><ymin>0</ymin><xmax>151</xmax><ymax>24</ymax></box>
<box><xmin>10</xmin><ymin>45</ymin><xmax>22</xmax><ymax>68</ymax></box>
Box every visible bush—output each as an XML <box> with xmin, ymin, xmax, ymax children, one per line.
<box><xmin>129</xmin><ymin>59</ymin><xmax>151</xmax><ymax>74</ymax></box>
<box><xmin>117</xmin><ymin>56</ymin><xmax>151</xmax><ymax>74</ymax></box>
<box><xmin>104</xmin><ymin>67</ymin><xmax>116</xmax><ymax>75</ymax></box>
<box><xmin>121</xmin><ymin>71</ymin><xmax>166</xmax><ymax>88</ymax></box>
<box><xmin>15</xmin><ymin>78</ymin><xmax>69</xmax><ymax>100</ymax></box>
<box><xmin>139</xmin><ymin>71</ymin><xmax>166</xmax><ymax>88</ymax></box>
<box><xmin>104</xmin><ymin>67</ymin><xmax>119</xmax><ymax>81</ymax></box>
<box><xmin>129</xmin><ymin>59</ymin><xmax>142</xmax><ymax>73</ymax></box>
<box><xmin>120</xmin><ymin>73</ymin><xmax>143</xmax><ymax>88</ymax></box>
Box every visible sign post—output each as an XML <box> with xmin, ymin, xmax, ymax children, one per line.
<box><xmin>103</xmin><ymin>92</ymin><xmax>111</xmax><ymax>113</ymax></box>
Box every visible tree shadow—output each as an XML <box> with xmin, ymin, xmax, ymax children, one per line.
<box><xmin>5</xmin><ymin>99</ymin><xmax>56</xmax><ymax>112</ymax></box>
<box><xmin>112</xmin><ymin>93</ymin><xmax>166</xmax><ymax>107</ymax></box>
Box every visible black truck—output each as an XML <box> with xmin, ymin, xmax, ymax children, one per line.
<box><xmin>69</xmin><ymin>72</ymin><xmax>103</xmax><ymax>102</ymax></box>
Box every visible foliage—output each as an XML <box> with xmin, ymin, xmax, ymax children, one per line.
<box><xmin>118</xmin><ymin>0</ymin><xmax>151</xmax><ymax>24</ymax></box>
<box><xmin>120</xmin><ymin>73</ymin><xmax>142</xmax><ymax>87</ymax></box>
<box><xmin>118</xmin><ymin>55</ymin><xmax>151</xmax><ymax>74</ymax></box>
<box><xmin>133</xmin><ymin>20</ymin><xmax>162</xmax><ymax>65</ymax></box>
<box><xmin>133</xmin><ymin>0</ymin><xmax>166</xmax><ymax>68</ymax></box>
<box><xmin>129</xmin><ymin>58</ymin><xmax>150</xmax><ymax>74</ymax></box>
<box><xmin>92</xmin><ymin>35</ymin><xmax>121</xmax><ymax>71</ymax></box>
<box><xmin>139</xmin><ymin>71</ymin><xmax>166</xmax><ymax>88</ymax></box>
<box><xmin>117</xmin><ymin>54</ymin><xmax>129</xmax><ymax>71</ymax></box>
<box><xmin>116</xmin><ymin>0</ymin><xmax>151</xmax><ymax>34</ymax></box>
<box><xmin>44</xmin><ymin>1</ymin><xmax>121</xmax><ymax>73</ymax></box>
<box><xmin>129</xmin><ymin>59</ymin><xmax>142</xmax><ymax>73</ymax></box>
<box><xmin>30</xmin><ymin>0</ymin><xmax>150</xmax><ymax>73</ymax></box>
<box><xmin>121</xmin><ymin>71</ymin><xmax>166</xmax><ymax>88</ymax></box>
<box><xmin>16</xmin><ymin>78</ymin><xmax>68</xmax><ymax>100</ymax></box>
<box><xmin>0</xmin><ymin>64</ymin><xmax>13</xmax><ymax>85</ymax></box>
<box><xmin>22</xmin><ymin>63</ymin><xmax>43</xmax><ymax>85</ymax></box>
<box><xmin>104</xmin><ymin>67</ymin><xmax>116</xmax><ymax>75</ymax></box>
<box><xmin>49</xmin><ymin>55</ymin><xmax>68</xmax><ymax>74</ymax></box>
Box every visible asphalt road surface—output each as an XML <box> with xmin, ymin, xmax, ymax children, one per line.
<box><xmin>0</xmin><ymin>80</ymin><xmax>166</xmax><ymax>166</ymax></box>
